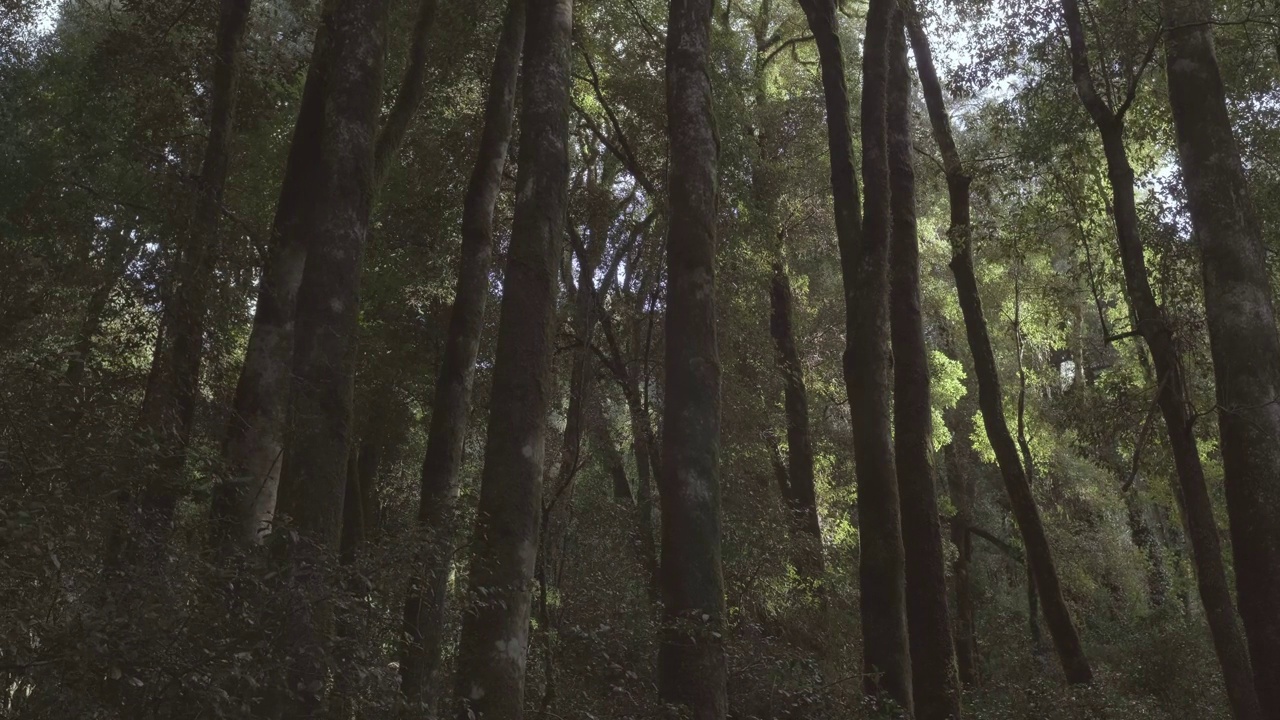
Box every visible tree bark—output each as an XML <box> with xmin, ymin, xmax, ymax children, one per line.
<box><xmin>794</xmin><ymin>0</ymin><xmax>912</xmax><ymax>707</ymax></box>
<box><xmin>450</xmin><ymin>0</ymin><xmax>571</xmax><ymax>716</ymax></box>
<box><xmin>214</xmin><ymin>14</ymin><xmax>331</xmax><ymax>547</ymax></box>
<box><xmin>374</xmin><ymin>0</ymin><xmax>440</xmax><ymax>187</ymax></box>
<box><xmin>120</xmin><ymin>0</ymin><xmax>251</xmax><ymax>557</ymax></box>
<box><xmin>768</xmin><ymin>262</ymin><xmax>825</xmax><ymax>586</ymax></box>
<box><xmin>904</xmin><ymin>6</ymin><xmax>1093</xmax><ymax>686</ymax></box>
<box><xmin>397</xmin><ymin>1</ymin><xmax>525</xmax><ymax>713</ymax></box>
<box><xmin>656</xmin><ymin>0</ymin><xmax>726</xmax><ymax>716</ymax></box>
<box><xmin>1161</xmin><ymin>0</ymin><xmax>1280</xmax><ymax>712</ymax></box>
<box><xmin>942</xmin><ymin>404</ymin><xmax>979</xmax><ymax>686</ymax></box>
<box><xmin>887</xmin><ymin>9</ymin><xmax>961</xmax><ymax>718</ymax></box>
<box><xmin>1060</xmin><ymin>2</ymin><xmax>1262</xmax><ymax>714</ymax></box>
<box><xmin>268</xmin><ymin>0</ymin><xmax>388</xmax><ymax>715</ymax></box>
<box><xmin>215</xmin><ymin>0</ymin><xmax>440</xmax><ymax>547</ymax></box>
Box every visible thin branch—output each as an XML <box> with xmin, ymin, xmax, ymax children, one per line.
<box><xmin>1116</xmin><ymin>21</ymin><xmax>1162</xmax><ymax>120</ymax></box>
<box><xmin>761</xmin><ymin>34</ymin><xmax>814</xmax><ymax>69</ymax></box>
<box><xmin>1123</xmin><ymin>374</ymin><xmax>1170</xmax><ymax>492</ymax></box>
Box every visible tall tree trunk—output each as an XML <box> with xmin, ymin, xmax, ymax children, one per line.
<box><xmin>859</xmin><ymin>0</ymin><xmax>914</xmax><ymax>705</ymax></box>
<box><xmin>1060</xmin><ymin>2</ymin><xmax>1262</xmax><ymax>714</ymax></box>
<box><xmin>214</xmin><ymin>16</ymin><xmax>331</xmax><ymax>547</ymax></box>
<box><xmin>794</xmin><ymin>0</ymin><xmax>912</xmax><ymax>707</ymax></box>
<box><xmin>1161</xmin><ymin>0</ymin><xmax>1280</xmax><ymax>711</ymax></box>
<box><xmin>139</xmin><ymin>0</ymin><xmax>252</xmax><ymax>460</ymax></box>
<box><xmin>904</xmin><ymin>7</ymin><xmax>1093</xmax><ymax>686</ymax></box>
<box><xmin>887</xmin><ymin>10</ymin><xmax>961</xmax><ymax>718</ymax></box>
<box><xmin>768</xmin><ymin>262</ymin><xmax>825</xmax><ymax>586</ymax></box>
<box><xmin>656</xmin><ymin>0</ymin><xmax>726</xmax><ymax>716</ymax></box>
<box><xmin>943</xmin><ymin>404</ymin><xmax>979</xmax><ymax>686</ymax></box>
<box><xmin>119</xmin><ymin>0</ymin><xmax>252</xmax><ymax>559</ymax></box>
<box><xmin>450</xmin><ymin>0</ymin><xmax>571</xmax><ymax>716</ymax></box>
<box><xmin>397</xmin><ymin>1</ymin><xmax>524</xmax><ymax>712</ymax></box>
<box><xmin>269</xmin><ymin>0</ymin><xmax>388</xmax><ymax>715</ymax></box>
<box><xmin>215</xmin><ymin>0</ymin><xmax>440</xmax><ymax>547</ymax></box>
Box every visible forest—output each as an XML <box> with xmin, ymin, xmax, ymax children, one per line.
<box><xmin>3</xmin><ymin>0</ymin><xmax>1280</xmax><ymax>717</ymax></box>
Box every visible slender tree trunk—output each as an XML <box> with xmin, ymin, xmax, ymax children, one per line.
<box><xmin>620</xmin><ymin>340</ymin><xmax>661</xmax><ymax>602</ymax></box>
<box><xmin>589</xmin><ymin>395</ymin><xmax>634</xmax><ymax>501</ymax></box>
<box><xmin>768</xmin><ymin>262</ymin><xmax>825</xmax><ymax>586</ymax></box>
<box><xmin>905</xmin><ymin>7</ymin><xmax>1093</xmax><ymax>686</ymax></box>
<box><xmin>943</xmin><ymin>405</ymin><xmax>979</xmax><ymax>686</ymax></box>
<box><xmin>397</xmin><ymin>2</ymin><xmax>524</xmax><ymax>713</ymax></box>
<box><xmin>269</xmin><ymin>0</ymin><xmax>388</xmax><ymax>715</ymax></box>
<box><xmin>656</xmin><ymin>1</ymin><xmax>725</xmax><ymax>716</ymax></box>
<box><xmin>215</xmin><ymin>0</ymin><xmax>440</xmax><ymax>547</ymax></box>
<box><xmin>374</xmin><ymin>0</ymin><xmax>440</xmax><ymax>187</ymax></box>
<box><xmin>795</xmin><ymin>0</ymin><xmax>912</xmax><ymax>706</ymax></box>
<box><xmin>139</xmin><ymin>0</ymin><xmax>252</xmax><ymax>463</ymax></box>
<box><xmin>1060</xmin><ymin>2</ymin><xmax>1262</xmax><ymax>713</ymax></box>
<box><xmin>115</xmin><ymin>0</ymin><xmax>252</xmax><ymax>560</ymax></box>
<box><xmin>1161</xmin><ymin>0</ymin><xmax>1280</xmax><ymax>711</ymax></box>
<box><xmin>887</xmin><ymin>10</ymin><xmax>961</xmax><ymax>718</ymax></box>
<box><xmin>450</xmin><ymin>0</ymin><xmax>571</xmax><ymax>716</ymax></box>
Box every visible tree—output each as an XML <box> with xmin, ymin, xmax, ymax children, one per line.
<box><xmin>904</xmin><ymin>4</ymin><xmax>1093</xmax><ymax>686</ymax></box>
<box><xmin>110</xmin><ymin>0</ymin><xmax>252</xmax><ymax>563</ymax></box>
<box><xmin>397</xmin><ymin>0</ymin><xmax>525</xmax><ymax>712</ymax></box>
<box><xmin>1059</xmin><ymin>0</ymin><xmax>1260</xmax><ymax>714</ymax></box>
<box><xmin>1161</xmin><ymin>0</ymin><xmax>1280</xmax><ymax>711</ymax></box>
<box><xmin>450</xmin><ymin>0</ymin><xmax>573</xmax><ymax>715</ymax></box>
<box><xmin>794</xmin><ymin>0</ymin><xmax>912</xmax><ymax>707</ymax></box>
<box><xmin>768</xmin><ymin>261</ymin><xmax>825</xmax><ymax>586</ymax></box>
<box><xmin>887</xmin><ymin>8</ymin><xmax>961</xmax><ymax>718</ymax></box>
<box><xmin>268</xmin><ymin>0</ymin><xmax>389</xmax><ymax>714</ymax></box>
<box><xmin>137</xmin><ymin>0</ymin><xmax>252</xmax><ymax>476</ymax></box>
<box><xmin>656</xmin><ymin>0</ymin><xmax>726</xmax><ymax>715</ymax></box>
<box><xmin>214</xmin><ymin>0</ymin><xmax>441</xmax><ymax>545</ymax></box>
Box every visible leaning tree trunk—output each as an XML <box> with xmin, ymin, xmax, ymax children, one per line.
<box><xmin>887</xmin><ymin>9</ymin><xmax>961</xmax><ymax>719</ymax></box>
<box><xmin>768</xmin><ymin>262</ymin><xmax>825</xmax><ymax>586</ymax></box>
<box><xmin>215</xmin><ymin>0</ymin><xmax>440</xmax><ymax>547</ymax></box>
<box><xmin>267</xmin><ymin>0</ymin><xmax>388</xmax><ymax>716</ymax></box>
<box><xmin>904</xmin><ymin>6</ymin><xmax>1093</xmax><ymax>686</ymax></box>
<box><xmin>118</xmin><ymin>0</ymin><xmax>252</xmax><ymax>560</ymax></box>
<box><xmin>656</xmin><ymin>0</ymin><xmax>726</xmax><ymax>717</ymax></box>
<box><xmin>1161</xmin><ymin>0</ymin><xmax>1280</xmax><ymax>711</ymax></box>
<box><xmin>450</xmin><ymin>0</ymin><xmax>571</xmax><ymax>716</ymax></box>
<box><xmin>794</xmin><ymin>0</ymin><xmax>912</xmax><ymax>707</ymax></box>
<box><xmin>1060</xmin><ymin>1</ymin><xmax>1261</xmax><ymax>714</ymax></box>
<box><xmin>397</xmin><ymin>1</ymin><xmax>524</xmax><ymax>713</ymax></box>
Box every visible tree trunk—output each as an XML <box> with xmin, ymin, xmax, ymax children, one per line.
<box><xmin>1161</xmin><ymin>0</ymin><xmax>1280</xmax><ymax>712</ymax></box>
<box><xmin>374</xmin><ymin>0</ymin><xmax>440</xmax><ymax>187</ymax></box>
<box><xmin>768</xmin><ymin>262</ymin><xmax>825</xmax><ymax>586</ymax></box>
<box><xmin>269</xmin><ymin>0</ymin><xmax>388</xmax><ymax>715</ymax></box>
<box><xmin>795</xmin><ymin>0</ymin><xmax>912</xmax><ymax>707</ymax></box>
<box><xmin>398</xmin><ymin>1</ymin><xmax>524</xmax><ymax>712</ymax></box>
<box><xmin>1060</xmin><ymin>1</ymin><xmax>1262</xmax><ymax>713</ymax></box>
<box><xmin>214</xmin><ymin>14</ymin><xmax>330</xmax><ymax>547</ymax></box>
<box><xmin>116</xmin><ymin>0</ymin><xmax>251</xmax><ymax>559</ymax></box>
<box><xmin>656</xmin><ymin>0</ymin><xmax>726</xmax><ymax>716</ymax></box>
<box><xmin>589</xmin><ymin>395</ymin><xmax>634</xmax><ymax>502</ymax></box>
<box><xmin>943</xmin><ymin>405</ymin><xmax>979</xmax><ymax>686</ymax></box>
<box><xmin>904</xmin><ymin>7</ymin><xmax>1093</xmax><ymax>686</ymax></box>
<box><xmin>139</xmin><ymin>0</ymin><xmax>252</xmax><ymax>468</ymax></box>
<box><xmin>450</xmin><ymin>0</ymin><xmax>571</xmax><ymax>716</ymax></box>
<box><xmin>215</xmin><ymin>0</ymin><xmax>440</xmax><ymax>547</ymax></box>
<box><xmin>887</xmin><ymin>10</ymin><xmax>961</xmax><ymax>718</ymax></box>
